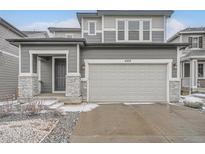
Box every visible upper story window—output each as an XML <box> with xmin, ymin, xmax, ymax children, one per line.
<box><xmin>117</xmin><ymin>19</ymin><xmax>151</xmax><ymax>42</ymax></box>
<box><xmin>188</xmin><ymin>36</ymin><xmax>203</xmax><ymax>49</ymax></box>
<box><xmin>88</xmin><ymin>21</ymin><xmax>96</xmax><ymax>35</ymax></box>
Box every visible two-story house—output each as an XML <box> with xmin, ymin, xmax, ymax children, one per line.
<box><xmin>168</xmin><ymin>27</ymin><xmax>205</xmax><ymax>94</ymax></box>
<box><xmin>8</xmin><ymin>10</ymin><xmax>188</xmax><ymax>103</ymax></box>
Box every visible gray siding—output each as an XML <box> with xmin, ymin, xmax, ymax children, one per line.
<box><xmin>0</xmin><ymin>54</ymin><xmax>18</xmax><ymax>98</ymax></box>
<box><xmin>0</xmin><ymin>24</ymin><xmax>21</xmax><ymax>39</ymax></box>
<box><xmin>152</xmin><ymin>31</ymin><xmax>164</xmax><ymax>42</ymax></box>
<box><xmin>81</xmin><ymin>48</ymin><xmax>177</xmax><ymax>78</ymax></box>
<box><xmin>83</xmin><ymin>33</ymin><xmax>102</xmax><ymax>43</ymax></box>
<box><xmin>53</xmin><ymin>31</ymin><xmax>81</xmax><ymax>38</ymax></box>
<box><xmin>40</xmin><ymin>57</ymin><xmax>52</xmax><ymax>93</ymax></box>
<box><xmin>0</xmin><ymin>23</ymin><xmax>22</xmax><ymax>98</ymax></box>
<box><xmin>21</xmin><ymin>45</ymin><xmax>77</xmax><ymax>73</ymax></box>
<box><xmin>104</xmin><ymin>31</ymin><xmax>116</xmax><ymax>43</ymax></box>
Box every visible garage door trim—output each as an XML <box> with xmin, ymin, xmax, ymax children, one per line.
<box><xmin>85</xmin><ymin>59</ymin><xmax>173</xmax><ymax>103</ymax></box>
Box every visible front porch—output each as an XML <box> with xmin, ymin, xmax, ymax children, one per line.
<box><xmin>18</xmin><ymin>48</ymin><xmax>81</xmax><ymax>103</ymax></box>
<box><xmin>181</xmin><ymin>58</ymin><xmax>205</xmax><ymax>94</ymax></box>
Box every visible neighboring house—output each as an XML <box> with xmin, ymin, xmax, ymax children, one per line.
<box><xmin>8</xmin><ymin>10</ymin><xmax>188</xmax><ymax>103</ymax></box>
<box><xmin>168</xmin><ymin>27</ymin><xmax>205</xmax><ymax>94</ymax></box>
<box><xmin>22</xmin><ymin>31</ymin><xmax>49</xmax><ymax>38</ymax></box>
<box><xmin>0</xmin><ymin>17</ymin><xmax>26</xmax><ymax>99</ymax></box>
<box><xmin>48</xmin><ymin>27</ymin><xmax>81</xmax><ymax>38</ymax></box>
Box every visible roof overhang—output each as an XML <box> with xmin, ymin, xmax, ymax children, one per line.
<box><xmin>84</xmin><ymin>42</ymin><xmax>189</xmax><ymax>49</ymax></box>
<box><xmin>48</xmin><ymin>27</ymin><xmax>81</xmax><ymax>33</ymax></box>
<box><xmin>7</xmin><ymin>38</ymin><xmax>86</xmax><ymax>46</ymax></box>
<box><xmin>0</xmin><ymin>17</ymin><xmax>27</xmax><ymax>37</ymax></box>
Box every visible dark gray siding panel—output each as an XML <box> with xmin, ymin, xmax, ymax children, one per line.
<box><xmin>152</xmin><ymin>31</ymin><xmax>164</xmax><ymax>42</ymax></box>
<box><xmin>84</xmin><ymin>33</ymin><xmax>102</xmax><ymax>43</ymax></box>
<box><xmin>68</xmin><ymin>46</ymin><xmax>77</xmax><ymax>73</ymax></box>
<box><xmin>0</xmin><ymin>38</ymin><xmax>19</xmax><ymax>56</ymax></box>
<box><xmin>0</xmin><ymin>54</ymin><xmax>18</xmax><ymax>98</ymax></box>
<box><xmin>21</xmin><ymin>45</ymin><xmax>77</xmax><ymax>73</ymax></box>
<box><xmin>40</xmin><ymin>57</ymin><xmax>52</xmax><ymax>93</ymax></box>
<box><xmin>104</xmin><ymin>31</ymin><xmax>116</xmax><ymax>43</ymax></box>
<box><xmin>81</xmin><ymin>48</ymin><xmax>177</xmax><ymax>78</ymax></box>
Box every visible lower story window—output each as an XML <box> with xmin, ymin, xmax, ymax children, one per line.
<box><xmin>198</xmin><ymin>63</ymin><xmax>204</xmax><ymax>78</ymax></box>
<box><xmin>184</xmin><ymin>63</ymin><xmax>190</xmax><ymax>77</ymax></box>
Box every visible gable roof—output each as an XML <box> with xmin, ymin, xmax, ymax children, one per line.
<box><xmin>167</xmin><ymin>27</ymin><xmax>205</xmax><ymax>42</ymax></box>
<box><xmin>77</xmin><ymin>10</ymin><xmax>174</xmax><ymax>24</ymax></box>
<box><xmin>0</xmin><ymin>17</ymin><xmax>27</xmax><ymax>37</ymax></box>
<box><xmin>48</xmin><ymin>27</ymin><xmax>81</xmax><ymax>33</ymax></box>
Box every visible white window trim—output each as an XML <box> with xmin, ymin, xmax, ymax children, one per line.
<box><xmin>84</xmin><ymin>59</ymin><xmax>173</xmax><ymax>103</ymax></box>
<box><xmin>189</xmin><ymin>35</ymin><xmax>203</xmax><ymax>49</ymax></box>
<box><xmin>52</xmin><ymin>56</ymin><xmax>66</xmax><ymax>93</ymax></box>
<box><xmin>116</xmin><ymin>18</ymin><xmax>152</xmax><ymax>42</ymax></box>
<box><xmin>88</xmin><ymin>20</ymin><xmax>97</xmax><ymax>35</ymax></box>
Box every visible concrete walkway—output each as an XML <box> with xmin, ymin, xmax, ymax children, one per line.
<box><xmin>70</xmin><ymin>103</ymin><xmax>205</xmax><ymax>143</ymax></box>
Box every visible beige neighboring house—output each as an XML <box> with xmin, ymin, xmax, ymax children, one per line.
<box><xmin>0</xmin><ymin>17</ymin><xmax>26</xmax><ymax>99</ymax></box>
<box><xmin>168</xmin><ymin>27</ymin><xmax>205</xmax><ymax>94</ymax></box>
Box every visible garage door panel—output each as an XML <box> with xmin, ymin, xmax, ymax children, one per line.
<box><xmin>89</xmin><ymin>64</ymin><xmax>167</xmax><ymax>102</ymax></box>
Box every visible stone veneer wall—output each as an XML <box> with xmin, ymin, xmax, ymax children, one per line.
<box><xmin>169</xmin><ymin>80</ymin><xmax>180</xmax><ymax>102</ymax></box>
<box><xmin>66</xmin><ymin>75</ymin><xmax>81</xmax><ymax>97</ymax></box>
<box><xmin>18</xmin><ymin>75</ymin><xmax>39</xmax><ymax>98</ymax></box>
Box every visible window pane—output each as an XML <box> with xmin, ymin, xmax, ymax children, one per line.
<box><xmin>128</xmin><ymin>21</ymin><xmax>139</xmax><ymax>31</ymax></box>
<box><xmin>118</xmin><ymin>21</ymin><xmax>125</xmax><ymax>31</ymax></box>
<box><xmin>192</xmin><ymin>37</ymin><xmax>198</xmax><ymax>48</ymax></box>
<box><xmin>118</xmin><ymin>31</ymin><xmax>125</xmax><ymax>40</ymax></box>
<box><xmin>128</xmin><ymin>31</ymin><xmax>139</xmax><ymax>40</ymax></box>
<box><xmin>198</xmin><ymin>64</ymin><xmax>204</xmax><ymax>77</ymax></box>
<box><xmin>143</xmin><ymin>21</ymin><xmax>150</xmax><ymax>30</ymax></box>
<box><xmin>128</xmin><ymin>21</ymin><xmax>139</xmax><ymax>41</ymax></box>
<box><xmin>143</xmin><ymin>31</ymin><xmax>150</xmax><ymax>40</ymax></box>
<box><xmin>89</xmin><ymin>22</ymin><xmax>95</xmax><ymax>34</ymax></box>
<box><xmin>184</xmin><ymin>63</ymin><xmax>190</xmax><ymax>77</ymax></box>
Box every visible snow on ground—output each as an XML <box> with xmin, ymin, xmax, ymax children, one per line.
<box><xmin>124</xmin><ymin>102</ymin><xmax>155</xmax><ymax>105</ymax></box>
<box><xmin>180</xmin><ymin>95</ymin><xmax>204</xmax><ymax>104</ymax></box>
<box><xmin>180</xmin><ymin>94</ymin><xmax>205</xmax><ymax>109</ymax></box>
<box><xmin>192</xmin><ymin>93</ymin><xmax>205</xmax><ymax>98</ymax></box>
<box><xmin>0</xmin><ymin>100</ymin><xmax>18</xmax><ymax>106</ymax></box>
<box><xmin>58</xmin><ymin>103</ymin><xmax>99</xmax><ymax>113</ymax></box>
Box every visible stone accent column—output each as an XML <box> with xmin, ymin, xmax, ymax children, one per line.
<box><xmin>65</xmin><ymin>75</ymin><xmax>82</xmax><ymax>103</ymax></box>
<box><xmin>18</xmin><ymin>75</ymin><xmax>39</xmax><ymax>99</ymax></box>
<box><xmin>169</xmin><ymin>80</ymin><xmax>180</xmax><ymax>102</ymax></box>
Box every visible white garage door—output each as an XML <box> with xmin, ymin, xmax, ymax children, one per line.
<box><xmin>88</xmin><ymin>64</ymin><xmax>167</xmax><ymax>102</ymax></box>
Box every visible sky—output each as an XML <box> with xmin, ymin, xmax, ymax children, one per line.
<box><xmin>0</xmin><ymin>10</ymin><xmax>205</xmax><ymax>39</ymax></box>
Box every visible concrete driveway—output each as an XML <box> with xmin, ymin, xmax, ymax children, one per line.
<box><xmin>70</xmin><ymin>103</ymin><xmax>205</xmax><ymax>143</ymax></box>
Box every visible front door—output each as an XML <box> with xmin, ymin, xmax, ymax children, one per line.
<box><xmin>54</xmin><ymin>58</ymin><xmax>66</xmax><ymax>92</ymax></box>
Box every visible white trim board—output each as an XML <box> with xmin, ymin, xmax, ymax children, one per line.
<box><xmin>0</xmin><ymin>50</ymin><xmax>19</xmax><ymax>58</ymax></box>
<box><xmin>84</xmin><ymin>59</ymin><xmax>173</xmax><ymax>103</ymax></box>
